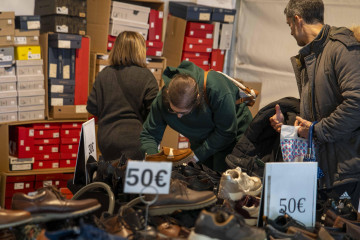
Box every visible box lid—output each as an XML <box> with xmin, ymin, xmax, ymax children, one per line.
<box><xmin>212</xmin><ymin>8</ymin><xmax>236</xmax><ymax>14</ymax></box>
<box><xmin>48</xmin><ymin>33</ymin><xmax>82</xmax><ymax>41</ymax></box>
<box><xmin>110</xmin><ymin>18</ymin><xmax>149</xmax><ymax>29</ymax></box>
<box><xmin>169</xmin><ymin>2</ymin><xmax>212</xmax><ymax>13</ymax></box>
<box><xmin>0</xmin><ymin>12</ymin><xmax>15</xmax><ymax>19</ymax></box>
<box><xmin>111</xmin><ymin>1</ymin><xmax>150</xmax><ymax>13</ymax></box>
<box><xmin>15</xmin><ymin>15</ymin><xmax>41</xmax><ymax>21</ymax></box>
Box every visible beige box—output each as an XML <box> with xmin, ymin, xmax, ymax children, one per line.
<box><xmin>109</xmin><ymin>19</ymin><xmax>149</xmax><ymax>39</ymax></box>
<box><xmin>18</xmin><ymin>95</ymin><xmax>45</xmax><ymax>107</ymax></box>
<box><xmin>0</xmin><ymin>75</ymin><xmax>16</xmax><ymax>83</ymax></box>
<box><xmin>0</xmin><ymin>90</ymin><xmax>17</xmax><ymax>99</ymax></box>
<box><xmin>0</xmin><ymin>111</ymin><xmax>17</xmax><ymax>123</ymax></box>
<box><xmin>0</xmin><ymin>81</ymin><xmax>16</xmax><ymax>92</ymax></box>
<box><xmin>0</xmin><ymin>65</ymin><xmax>15</xmax><ymax>77</ymax></box>
<box><xmin>0</xmin><ymin>35</ymin><xmax>13</xmax><ymax>47</ymax></box>
<box><xmin>0</xmin><ymin>12</ymin><xmax>15</xmax><ymax>36</ymax></box>
<box><xmin>0</xmin><ymin>105</ymin><xmax>17</xmax><ymax>113</ymax></box>
<box><xmin>0</xmin><ymin>96</ymin><xmax>17</xmax><ymax>107</ymax></box>
<box><xmin>219</xmin><ymin>23</ymin><xmax>233</xmax><ymax>50</ymax></box>
<box><xmin>18</xmin><ymin>89</ymin><xmax>45</xmax><ymax>97</ymax></box>
<box><xmin>17</xmin><ymin>80</ymin><xmax>44</xmax><ymax>91</ymax></box>
<box><xmin>16</xmin><ymin>59</ymin><xmax>43</xmax><ymax>76</ymax></box>
<box><xmin>110</xmin><ymin>1</ymin><xmax>150</xmax><ymax>24</ymax></box>
<box><xmin>18</xmin><ymin>104</ymin><xmax>45</xmax><ymax>121</ymax></box>
<box><xmin>17</xmin><ymin>74</ymin><xmax>44</xmax><ymax>82</ymax></box>
<box><xmin>49</xmin><ymin>105</ymin><xmax>88</xmax><ymax>119</ymax></box>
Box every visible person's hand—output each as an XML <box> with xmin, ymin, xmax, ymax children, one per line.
<box><xmin>295</xmin><ymin>116</ymin><xmax>312</xmax><ymax>139</ymax></box>
<box><xmin>269</xmin><ymin>104</ymin><xmax>284</xmax><ymax>133</ymax></box>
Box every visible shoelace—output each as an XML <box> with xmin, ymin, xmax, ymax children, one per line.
<box><xmin>40</xmin><ymin>185</ymin><xmax>66</xmax><ymax>200</ymax></box>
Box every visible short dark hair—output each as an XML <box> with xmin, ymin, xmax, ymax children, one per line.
<box><xmin>284</xmin><ymin>0</ymin><xmax>324</xmax><ymax>24</ymax></box>
<box><xmin>162</xmin><ymin>73</ymin><xmax>201</xmax><ymax>110</ymax></box>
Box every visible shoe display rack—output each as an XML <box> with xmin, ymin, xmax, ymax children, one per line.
<box><xmin>0</xmin><ymin>119</ymin><xmax>85</xmax><ymax>209</ymax></box>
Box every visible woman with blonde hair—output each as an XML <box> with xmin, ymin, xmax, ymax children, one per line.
<box><xmin>87</xmin><ymin>31</ymin><xmax>159</xmax><ymax>161</ymax></box>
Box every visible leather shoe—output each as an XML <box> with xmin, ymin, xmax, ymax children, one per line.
<box><xmin>145</xmin><ymin>147</ymin><xmax>194</xmax><ymax>166</ymax></box>
<box><xmin>0</xmin><ymin>208</ymin><xmax>32</xmax><ymax>229</ymax></box>
<box><xmin>11</xmin><ymin>186</ymin><xmax>101</xmax><ymax>222</ymax></box>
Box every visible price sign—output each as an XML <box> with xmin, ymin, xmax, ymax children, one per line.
<box><xmin>124</xmin><ymin>160</ymin><xmax>172</xmax><ymax>194</ymax></box>
<box><xmin>263</xmin><ymin>162</ymin><xmax>317</xmax><ymax>227</ymax></box>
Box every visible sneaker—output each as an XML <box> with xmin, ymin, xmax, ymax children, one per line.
<box><xmin>225</xmin><ymin>154</ymin><xmax>265</xmax><ymax>178</ymax></box>
<box><xmin>145</xmin><ymin>147</ymin><xmax>194</xmax><ymax>166</ymax></box>
<box><xmin>0</xmin><ymin>209</ymin><xmax>32</xmax><ymax>229</ymax></box>
<box><xmin>188</xmin><ymin>208</ymin><xmax>266</xmax><ymax>240</ymax></box>
<box><xmin>233</xmin><ymin>195</ymin><xmax>260</xmax><ymax>226</ymax></box>
<box><xmin>145</xmin><ymin>179</ymin><xmax>217</xmax><ymax>216</ymax></box>
<box><xmin>265</xmin><ymin>214</ymin><xmax>307</xmax><ymax>233</ymax></box>
<box><xmin>218</xmin><ymin>167</ymin><xmax>262</xmax><ymax>201</ymax></box>
<box><xmin>11</xmin><ymin>186</ymin><xmax>101</xmax><ymax>222</ymax></box>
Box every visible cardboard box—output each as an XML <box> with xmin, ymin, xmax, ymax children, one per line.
<box><xmin>17</xmin><ymin>80</ymin><xmax>44</xmax><ymax>91</ymax></box>
<box><xmin>49</xmin><ymin>93</ymin><xmax>74</xmax><ymax>106</ymax></box>
<box><xmin>169</xmin><ymin>2</ymin><xmax>212</xmax><ymax>21</ymax></box>
<box><xmin>49</xmin><ymin>83</ymin><xmax>75</xmax><ymax>94</ymax></box>
<box><xmin>32</xmin><ymin>122</ymin><xmax>61</xmax><ymax>130</ymax></box>
<box><xmin>109</xmin><ymin>19</ymin><xmax>149</xmax><ymax>39</ymax></box>
<box><xmin>18</xmin><ymin>95</ymin><xmax>45</xmax><ymax>107</ymax></box>
<box><xmin>160</xmin><ymin>126</ymin><xmax>190</xmax><ymax>150</ymax></box>
<box><xmin>14</xmin><ymin>30</ymin><xmax>39</xmax><ymax>46</ymax></box>
<box><xmin>0</xmin><ymin>35</ymin><xmax>13</xmax><ymax>47</ymax></box>
<box><xmin>15</xmin><ymin>16</ymin><xmax>41</xmax><ymax>31</ymax></box>
<box><xmin>148</xmin><ymin>9</ymin><xmax>163</xmax><ymax>41</ymax></box>
<box><xmin>15</xmin><ymin>46</ymin><xmax>41</xmax><ymax>60</ymax></box>
<box><xmin>9</xmin><ymin>156</ymin><xmax>34</xmax><ymax>164</ymax></box>
<box><xmin>0</xmin><ymin>12</ymin><xmax>15</xmax><ymax>37</ymax></box>
<box><xmin>74</xmin><ymin>36</ymin><xmax>90</xmax><ymax>105</ymax></box>
<box><xmin>0</xmin><ymin>81</ymin><xmax>16</xmax><ymax>92</ymax></box>
<box><xmin>211</xmin><ymin>8</ymin><xmax>236</xmax><ymax>23</ymax></box>
<box><xmin>182</xmin><ymin>51</ymin><xmax>210</xmax><ymax>59</ymax></box>
<box><xmin>185</xmin><ymin>28</ymin><xmax>213</xmax><ymax>39</ymax></box>
<box><xmin>50</xmin><ymin>105</ymin><xmax>88</xmax><ymax>119</ymax></box>
<box><xmin>110</xmin><ymin>1</ymin><xmax>150</xmax><ymax>24</ymax></box>
<box><xmin>0</xmin><ymin>47</ymin><xmax>14</xmax><ymax>67</ymax></box>
<box><xmin>87</xmin><ymin>0</ymin><xmax>111</xmax><ymax>53</ymax></box>
<box><xmin>183</xmin><ymin>43</ymin><xmax>212</xmax><ymax>53</ymax></box>
<box><xmin>184</xmin><ymin>36</ymin><xmax>213</xmax><ymax>46</ymax></box>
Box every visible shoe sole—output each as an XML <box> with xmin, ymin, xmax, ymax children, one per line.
<box><xmin>0</xmin><ymin>217</ymin><xmax>32</xmax><ymax>229</ymax></box>
<box><xmin>30</xmin><ymin>203</ymin><xmax>102</xmax><ymax>223</ymax></box>
<box><xmin>148</xmin><ymin>195</ymin><xmax>217</xmax><ymax>216</ymax></box>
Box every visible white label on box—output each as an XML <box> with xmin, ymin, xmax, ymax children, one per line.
<box><xmin>76</xmin><ymin>105</ymin><xmax>87</xmax><ymax>113</ymax></box>
<box><xmin>39</xmin><ymin>162</ymin><xmax>43</xmax><ymax>166</ymax></box>
<box><xmin>68</xmin><ymin>145</ymin><xmax>73</xmax><ymax>149</ymax></box>
<box><xmin>29</xmin><ymin>129</ymin><xmax>34</xmax><ymax>137</ymax></box>
<box><xmin>212</xmin><ymin>61</ymin><xmax>217</xmax><ymax>66</ymax></box>
<box><xmin>53</xmin><ymin>162</ymin><xmax>59</xmax><ymax>168</ymax></box>
<box><xmin>49</xmin><ymin>64</ymin><xmax>57</xmax><ymax>78</ymax></box>
<box><xmin>26</xmin><ymin>183</ymin><xmax>30</xmax><ymax>188</ymax></box>
<box><xmin>7</xmin><ymin>19</ymin><xmax>12</xmax><ymax>24</ymax></box>
<box><xmin>14</xmin><ymin>182</ymin><xmax>24</xmax><ymax>190</ymax></box>
<box><xmin>34</xmin><ymin>36</ymin><xmax>39</xmax><ymax>40</ymax></box>
<box><xmin>190</xmin><ymin>31</ymin><xmax>194</xmax><ymax>36</ymax></box>
<box><xmin>6</xmin><ymin>36</ymin><xmax>11</xmax><ymax>41</ymax></box>
<box><xmin>39</xmin><ymin>146</ymin><xmax>43</xmax><ymax>150</ymax></box>
<box><xmin>56</xmin><ymin>25</ymin><xmax>69</xmax><ymax>33</ymax></box>
<box><xmin>150</xmin><ymin>22</ymin><xmax>154</xmax><ymax>28</ymax></box>
<box><xmin>203</xmin><ymin>60</ymin><xmax>209</xmax><ymax>65</ymax></box>
<box><xmin>9</xmin><ymin>85</ymin><xmax>14</xmax><ymax>90</ymax></box>
<box><xmin>12</xmin><ymin>164</ymin><xmax>31</xmax><ymax>170</ymax></box>
<box><xmin>56</xmin><ymin>6</ymin><xmax>69</xmax><ymax>14</ymax></box>
<box><xmin>200</xmin><ymin>25</ymin><xmax>205</xmax><ymax>29</ymax></box>
<box><xmin>199</xmin><ymin>13</ymin><xmax>210</xmax><ymax>21</ymax></box>
<box><xmin>45</xmin><ymin>124</ymin><xmax>50</xmax><ymax>128</ymax></box>
<box><xmin>155</xmin><ymin>35</ymin><xmax>159</xmax><ymax>40</ymax></box>
<box><xmin>20</xmin><ymin>140</ymin><xmax>24</xmax><ymax>146</ymax></box>
<box><xmin>43</xmin><ymin>180</ymin><xmax>52</xmax><ymax>187</ymax></box>
<box><xmin>67</xmin><ymin>159</ymin><xmax>70</xmax><ymax>164</ymax></box>
<box><xmin>65</xmin><ymin>130</ymin><xmax>69</xmax><ymax>134</ymax></box>
<box><xmin>40</xmin><ymin>99</ymin><xmax>44</xmax><ymax>104</ymax></box>
<box><xmin>52</xmin><ymin>98</ymin><xmax>63</xmax><ymax>106</ymax></box>
<box><xmin>156</xmin><ymin>51</ymin><xmax>162</xmax><ymax>56</ymax></box>
<box><xmin>72</xmin><ymin>153</ymin><xmax>76</xmax><ymax>157</ymax></box>
<box><xmin>59</xmin><ymin>40</ymin><xmax>71</xmax><ymax>48</ymax></box>
<box><xmin>25</xmin><ymin>146</ymin><xmax>30</xmax><ymax>151</ymax></box>
<box><xmin>27</xmin><ymin>21</ymin><xmax>40</xmax><ymax>29</ymax></box>
<box><xmin>44</xmin><ymin>155</ymin><xmax>49</xmax><ymax>159</ymax></box>
<box><xmin>72</xmin><ymin>138</ymin><xmax>77</xmax><ymax>142</ymax></box>
<box><xmin>53</xmin><ymin>132</ymin><xmax>59</xmax><ymax>138</ymax></box>
<box><xmin>178</xmin><ymin>141</ymin><xmax>189</xmax><ymax>149</ymax></box>
<box><xmin>40</xmin><ymin>130</ymin><xmax>43</xmax><ymax>135</ymax></box>
<box><xmin>28</xmin><ymin>52</ymin><xmax>40</xmax><ymax>60</ymax></box>
<box><xmin>55</xmin><ymin>180</ymin><xmax>59</xmax><ymax>185</ymax></box>
<box><xmin>198</xmin><ymin>39</ymin><xmax>203</xmax><ymax>43</ymax></box>
<box><xmin>73</xmin><ymin>123</ymin><xmax>78</xmax><ymax>127</ymax></box>
<box><xmin>149</xmin><ymin>42</ymin><xmax>153</xmax><ymax>46</ymax></box>
<box><xmin>159</xmin><ymin>11</ymin><xmax>163</xmax><ymax>19</ymax></box>
<box><xmin>224</xmin><ymin>15</ymin><xmax>234</xmax><ymax>23</ymax></box>
<box><xmin>195</xmin><ymin>53</ymin><xmax>200</xmax><ymax>57</ymax></box>
<box><xmin>63</xmin><ymin>65</ymin><xmax>70</xmax><ymax>79</ymax></box>
<box><xmin>44</xmin><ymin>139</ymin><xmax>49</xmax><ymax>143</ymax></box>
<box><xmin>189</xmin><ymin>44</ymin><xmax>193</xmax><ymax>49</ymax></box>
<box><xmin>51</xmin><ymin>85</ymin><xmax>64</xmax><ymax>93</ymax></box>
<box><xmin>52</xmin><ymin>147</ymin><xmax>58</xmax><ymax>152</ymax></box>
<box><xmin>206</xmin><ymin>34</ymin><xmax>213</xmax><ymax>39</ymax></box>
<box><xmin>0</xmin><ymin>55</ymin><xmax>12</xmax><ymax>62</ymax></box>
<box><xmin>206</xmin><ymin>48</ymin><xmax>212</xmax><ymax>52</ymax></box>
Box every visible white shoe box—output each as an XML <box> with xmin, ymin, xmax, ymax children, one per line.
<box><xmin>17</xmin><ymin>80</ymin><xmax>44</xmax><ymax>91</ymax></box>
<box><xmin>110</xmin><ymin>1</ymin><xmax>150</xmax><ymax>24</ymax></box>
<box><xmin>109</xmin><ymin>19</ymin><xmax>149</xmax><ymax>39</ymax></box>
<box><xmin>18</xmin><ymin>104</ymin><xmax>45</xmax><ymax>121</ymax></box>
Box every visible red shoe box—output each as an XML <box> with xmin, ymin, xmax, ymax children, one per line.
<box><xmin>34</xmin><ymin>153</ymin><xmax>60</xmax><ymax>161</ymax></box>
<box><xmin>60</xmin><ymin>144</ymin><xmax>79</xmax><ymax>153</ymax></box>
<box><xmin>61</xmin><ymin>122</ymin><xmax>82</xmax><ymax>129</ymax></box>
<box><xmin>183</xmin><ymin>43</ymin><xmax>212</xmax><ymax>53</ymax></box>
<box><xmin>146</xmin><ymin>47</ymin><xmax>162</xmax><ymax>57</ymax></box>
<box><xmin>146</xmin><ymin>40</ymin><xmax>163</xmax><ymax>48</ymax></box>
<box><xmin>60</xmin><ymin>187</ymin><xmax>73</xmax><ymax>200</ymax></box>
<box><xmin>33</xmin><ymin>160</ymin><xmax>59</xmax><ymax>169</ymax></box>
<box><xmin>5</xmin><ymin>198</ymin><xmax>12</xmax><ymax>209</ymax></box>
<box><xmin>34</xmin><ymin>129</ymin><xmax>60</xmax><ymax>139</ymax></box>
<box><xmin>182</xmin><ymin>51</ymin><xmax>210</xmax><ymax>59</ymax></box>
<box><xmin>184</xmin><ymin>36</ymin><xmax>213</xmax><ymax>46</ymax></box>
<box><xmin>35</xmin><ymin>173</ymin><xmax>64</xmax><ymax>189</ymax></box>
<box><xmin>32</xmin><ymin>123</ymin><xmax>61</xmax><ymax>130</ymax></box>
<box><xmin>34</xmin><ymin>145</ymin><xmax>59</xmax><ymax>154</ymax></box>
<box><xmin>34</xmin><ymin>138</ymin><xmax>61</xmax><ymax>145</ymax></box>
<box><xmin>198</xmin><ymin>65</ymin><xmax>210</xmax><ymax>71</ymax></box>
<box><xmin>181</xmin><ymin>57</ymin><xmax>209</xmax><ymax>66</ymax></box>
<box><xmin>60</xmin><ymin>159</ymin><xmax>76</xmax><ymax>168</ymax></box>
<box><xmin>186</xmin><ymin>22</ymin><xmax>214</xmax><ymax>31</ymax></box>
<box><xmin>9</xmin><ymin>126</ymin><xmax>35</xmax><ymax>158</ymax></box>
<box><xmin>75</xmin><ymin>36</ymin><xmax>90</xmax><ymax>105</ymax></box>
<box><xmin>61</xmin><ymin>137</ymin><xmax>80</xmax><ymax>144</ymax></box>
<box><xmin>107</xmin><ymin>35</ymin><xmax>116</xmax><ymax>51</ymax></box>
<box><xmin>60</xmin><ymin>129</ymin><xmax>81</xmax><ymax>138</ymax></box>
<box><xmin>60</xmin><ymin>152</ymin><xmax>77</xmax><ymax>160</ymax></box>
<box><xmin>185</xmin><ymin>29</ymin><xmax>213</xmax><ymax>39</ymax></box>
<box><xmin>6</xmin><ymin>175</ymin><xmax>35</xmax><ymax>195</ymax></box>
<box><xmin>210</xmin><ymin>49</ymin><xmax>225</xmax><ymax>71</ymax></box>
<box><xmin>148</xmin><ymin>9</ymin><xmax>163</xmax><ymax>41</ymax></box>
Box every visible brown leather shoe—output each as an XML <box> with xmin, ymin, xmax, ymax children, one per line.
<box><xmin>11</xmin><ymin>186</ymin><xmax>101</xmax><ymax>222</ymax></box>
<box><xmin>146</xmin><ymin>179</ymin><xmax>217</xmax><ymax>216</ymax></box>
<box><xmin>145</xmin><ymin>147</ymin><xmax>194</xmax><ymax>166</ymax></box>
<box><xmin>0</xmin><ymin>209</ymin><xmax>32</xmax><ymax>229</ymax></box>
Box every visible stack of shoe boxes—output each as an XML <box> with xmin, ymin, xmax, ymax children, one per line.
<box><xmin>59</xmin><ymin>122</ymin><xmax>81</xmax><ymax>168</ymax></box>
<box><xmin>35</xmin><ymin>0</ymin><xmax>87</xmax><ymax>35</ymax></box>
<box><xmin>4</xmin><ymin>175</ymin><xmax>35</xmax><ymax>209</ymax></box>
<box><xmin>0</xmin><ymin>12</ymin><xmax>17</xmax><ymax>123</ymax></box>
<box><xmin>9</xmin><ymin>126</ymin><xmax>35</xmax><ymax>171</ymax></box>
<box><xmin>107</xmin><ymin>1</ymin><xmax>150</xmax><ymax>50</ymax></box>
<box><xmin>165</xmin><ymin>2</ymin><xmax>236</xmax><ymax>72</ymax></box>
<box><xmin>14</xmin><ymin>15</ymin><xmax>45</xmax><ymax>121</ymax></box>
<box><xmin>48</xmin><ymin>34</ymin><xmax>82</xmax><ymax>108</ymax></box>
<box><xmin>146</xmin><ymin>9</ymin><xmax>164</xmax><ymax>57</ymax></box>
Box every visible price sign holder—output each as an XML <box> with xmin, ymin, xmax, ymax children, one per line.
<box><xmin>124</xmin><ymin>160</ymin><xmax>172</xmax><ymax>194</ymax></box>
<box><xmin>73</xmin><ymin>118</ymin><xmax>97</xmax><ymax>185</ymax></box>
<box><xmin>262</xmin><ymin>162</ymin><xmax>318</xmax><ymax>227</ymax></box>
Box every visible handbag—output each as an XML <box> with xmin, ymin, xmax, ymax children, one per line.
<box><xmin>203</xmin><ymin>70</ymin><xmax>259</xmax><ymax>106</ymax></box>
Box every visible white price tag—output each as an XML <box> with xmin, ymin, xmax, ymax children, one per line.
<box><xmin>27</xmin><ymin>21</ymin><xmax>40</xmax><ymax>29</ymax></box>
<box><xmin>263</xmin><ymin>162</ymin><xmax>317</xmax><ymax>227</ymax></box>
<box><xmin>58</xmin><ymin>40</ymin><xmax>71</xmax><ymax>48</ymax></box>
<box><xmin>124</xmin><ymin>160</ymin><xmax>172</xmax><ymax>194</ymax></box>
<box><xmin>14</xmin><ymin>182</ymin><xmax>24</xmax><ymax>190</ymax></box>
<box><xmin>199</xmin><ymin>13</ymin><xmax>210</xmax><ymax>21</ymax></box>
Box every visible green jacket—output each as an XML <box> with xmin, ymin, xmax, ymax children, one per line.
<box><xmin>140</xmin><ymin>61</ymin><xmax>252</xmax><ymax>162</ymax></box>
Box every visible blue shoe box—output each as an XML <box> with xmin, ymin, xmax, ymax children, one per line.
<box><xmin>49</xmin><ymin>79</ymin><xmax>75</xmax><ymax>94</ymax></box>
<box><xmin>48</xmin><ymin>93</ymin><xmax>74</xmax><ymax>106</ymax></box>
<box><xmin>211</xmin><ymin>8</ymin><xmax>236</xmax><ymax>23</ymax></box>
<box><xmin>48</xmin><ymin>33</ymin><xmax>82</xmax><ymax>49</ymax></box>
<box><xmin>15</xmin><ymin>15</ymin><xmax>41</xmax><ymax>31</ymax></box>
<box><xmin>169</xmin><ymin>2</ymin><xmax>212</xmax><ymax>21</ymax></box>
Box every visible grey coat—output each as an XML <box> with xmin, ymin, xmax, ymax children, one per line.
<box><xmin>290</xmin><ymin>25</ymin><xmax>360</xmax><ymax>188</ymax></box>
